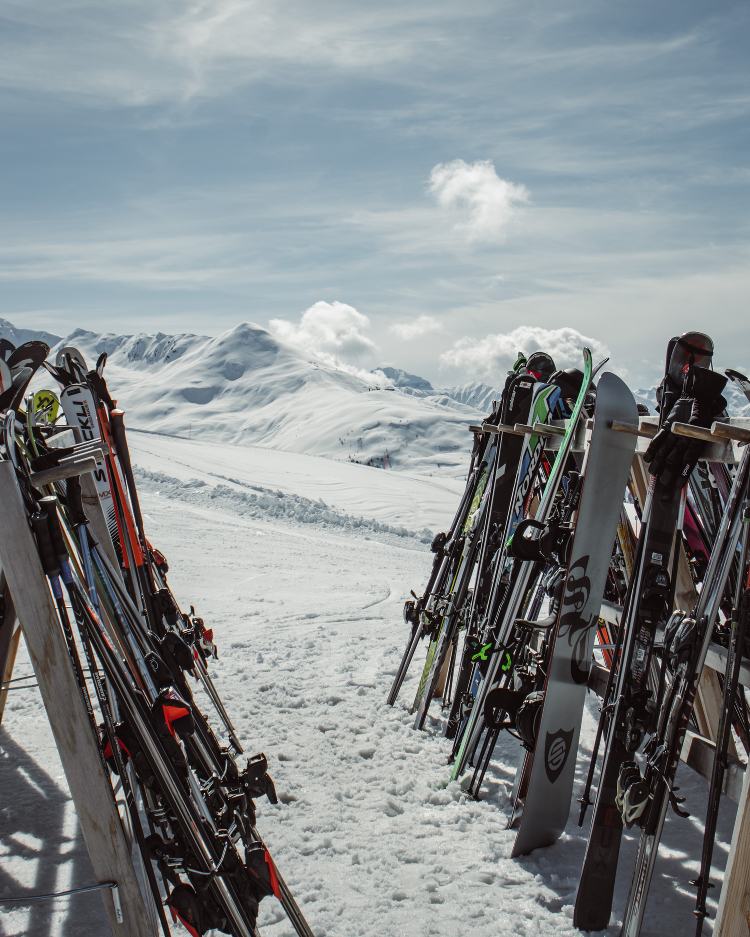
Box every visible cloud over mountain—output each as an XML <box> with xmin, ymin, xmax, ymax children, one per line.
<box><xmin>389</xmin><ymin>315</ymin><xmax>444</xmax><ymax>341</ymax></box>
<box><xmin>269</xmin><ymin>301</ymin><xmax>377</xmax><ymax>376</ymax></box>
<box><xmin>440</xmin><ymin>325</ymin><xmax>609</xmax><ymax>383</ymax></box>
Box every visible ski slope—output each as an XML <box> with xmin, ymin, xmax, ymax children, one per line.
<box><xmin>127</xmin><ymin>431</ymin><xmax>465</xmax><ymax>535</ymax></box>
<box><xmin>0</xmin><ymin>434</ymin><xmax>740</xmax><ymax>937</ymax></box>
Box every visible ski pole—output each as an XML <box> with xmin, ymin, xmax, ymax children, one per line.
<box><xmin>30</xmin><ymin>498</ymin><xmax>99</xmax><ymax>737</ymax></box>
<box><xmin>66</xmin><ymin>574</ymin><xmax>173</xmax><ymax>937</ymax></box>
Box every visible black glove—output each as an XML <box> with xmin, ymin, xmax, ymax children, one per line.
<box><xmin>644</xmin><ymin>369</ymin><xmax>727</xmax><ymax>489</ymax></box>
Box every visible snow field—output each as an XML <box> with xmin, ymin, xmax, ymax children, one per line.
<box><xmin>126</xmin><ymin>431</ymin><xmax>465</xmax><ymax>534</ymax></box>
<box><xmin>0</xmin><ymin>436</ymin><xmax>742</xmax><ymax>937</ymax></box>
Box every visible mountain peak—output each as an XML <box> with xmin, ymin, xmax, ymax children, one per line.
<box><xmin>373</xmin><ymin>367</ymin><xmax>434</xmax><ymax>392</ymax></box>
<box><xmin>0</xmin><ymin>317</ymin><xmax>62</xmax><ymax>349</ymax></box>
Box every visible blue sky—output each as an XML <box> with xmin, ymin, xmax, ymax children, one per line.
<box><xmin>1</xmin><ymin>0</ymin><xmax>748</xmax><ymax>387</ymax></box>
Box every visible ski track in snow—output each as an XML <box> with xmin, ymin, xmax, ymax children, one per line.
<box><xmin>0</xmin><ymin>439</ymin><xmax>740</xmax><ymax>937</ymax></box>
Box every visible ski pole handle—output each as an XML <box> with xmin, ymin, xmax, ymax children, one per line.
<box><xmin>109</xmin><ymin>409</ymin><xmax>146</xmax><ymax>537</ymax></box>
<box><xmin>30</xmin><ymin>509</ymin><xmax>60</xmax><ymax>578</ymax></box>
<box><xmin>40</xmin><ymin>495</ymin><xmax>69</xmax><ymax>566</ymax></box>
<box><xmin>65</xmin><ymin>475</ymin><xmax>90</xmax><ymax>528</ymax></box>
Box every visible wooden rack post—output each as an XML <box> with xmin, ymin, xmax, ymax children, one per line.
<box><xmin>0</xmin><ymin>572</ymin><xmax>20</xmax><ymax>723</ymax></box>
<box><xmin>714</xmin><ymin>763</ymin><xmax>750</xmax><ymax>937</ymax></box>
<box><xmin>0</xmin><ymin>461</ymin><xmax>154</xmax><ymax>936</ymax></box>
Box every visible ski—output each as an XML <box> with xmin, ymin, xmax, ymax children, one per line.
<box><xmin>411</xmin><ymin>426</ymin><xmax>499</xmax><ymax>727</ymax></box>
<box><xmin>444</xmin><ymin>368</ymin><xmax>544</xmax><ymax>739</ymax></box>
<box><xmin>59</xmin><ymin>383</ymin><xmax>122</xmax><ymax>560</ymax></box>
<box><xmin>511</xmin><ymin>370</ymin><xmax>638</xmax><ymax>855</ymax></box>
<box><xmin>388</xmin><ymin>426</ymin><xmax>491</xmax><ymax>707</ymax></box>
<box><xmin>573</xmin><ymin>331</ymin><xmax>724</xmax><ymax>931</ymax></box>
<box><xmin>436</xmin><ymin>374</ymin><xmax>562</xmax><ymax>739</ymax></box>
<box><xmin>692</xmin><ymin>525</ymin><xmax>750</xmax><ymax>933</ymax></box>
<box><xmin>619</xmin><ymin>438</ymin><xmax>749</xmax><ymax>937</ymax></box>
<box><xmin>450</xmin><ymin>349</ymin><xmax>600</xmax><ymax>784</ymax></box>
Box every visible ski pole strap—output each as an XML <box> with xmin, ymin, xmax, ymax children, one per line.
<box><xmin>40</xmin><ymin>495</ymin><xmax>69</xmax><ymax>566</ymax></box>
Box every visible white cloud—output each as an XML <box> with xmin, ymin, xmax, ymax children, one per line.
<box><xmin>428</xmin><ymin>159</ymin><xmax>529</xmax><ymax>242</ymax></box>
<box><xmin>389</xmin><ymin>315</ymin><xmax>444</xmax><ymax>340</ymax></box>
<box><xmin>269</xmin><ymin>301</ymin><xmax>378</xmax><ymax>378</ymax></box>
<box><xmin>439</xmin><ymin>325</ymin><xmax>609</xmax><ymax>383</ymax></box>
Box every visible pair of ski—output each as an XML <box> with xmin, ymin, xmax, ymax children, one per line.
<box><xmin>449</xmin><ymin>357</ymin><xmax>640</xmax><ymax>858</ymax></box>
<box><xmin>410</xmin><ymin>370</ymin><xmax>554</xmax><ymax>731</ymax></box>
<box><xmin>445</xmin><ymin>372</ymin><xmax>571</xmax><ymax>770</ymax></box>
<box><xmin>386</xmin><ymin>356</ymin><xmax>536</xmax><ymax>714</ymax></box>
<box><xmin>4</xmin><ymin>349</ymin><xmax>315</xmax><ymax>936</ymax></box>
<box><xmin>406</xmin><ymin>360</ymin><xmax>565</xmax><ymax>729</ymax></box>
<box><xmin>574</xmin><ymin>338</ymin><xmax>744</xmax><ymax>935</ymax></box>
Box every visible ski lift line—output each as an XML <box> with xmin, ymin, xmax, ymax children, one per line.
<box><xmin>713</xmin><ymin>420</ymin><xmax>750</xmax><ymax>445</ymax></box>
<box><xmin>469</xmin><ymin>422</ymin><xmax>525</xmax><ymax>436</ymax></box>
<box><xmin>612</xmin><ymin>417</ymin><xmax>750</xmax><ymax>464</ymax></box>
<box><xmin>611</xmin><ymin>417</ymin><xmax>750</xmax><ymax>447</ymax></box>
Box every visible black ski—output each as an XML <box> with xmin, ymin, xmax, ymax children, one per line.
<box><xmin>574</xmin><ymin>332</ymin><xmax>722</xmax><ymax>931</ymax></box>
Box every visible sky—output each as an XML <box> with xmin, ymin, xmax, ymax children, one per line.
<box><xmin>0</xmin><ymin>0</ymin><xmax>749</xmax><ymax>388</ymax></box>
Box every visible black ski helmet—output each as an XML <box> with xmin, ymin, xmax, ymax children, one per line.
<box><xmin>525</xmin><ymin>352</ymin><xmax>556</xmax><ymax>382</ymax></box>
<box><xmin>548</xmin><ymin>367</ymin><xmax>584</xmax><ymax>401</ymax></box>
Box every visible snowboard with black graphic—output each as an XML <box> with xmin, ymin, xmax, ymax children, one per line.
<box><xmin>510</xmin><ymin>371</ymin><xmax>638</xmax><ymax>856</ymax></box>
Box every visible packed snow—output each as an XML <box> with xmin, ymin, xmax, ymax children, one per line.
<box><xmin>0</xmin><ymin>432</ymin><xmax>740</xmax><ymax>937</ymax></box>
<box><xmin>0</xmin><ymin>319</ymin><xmax>746</xmax><ymax>936</ymax></box>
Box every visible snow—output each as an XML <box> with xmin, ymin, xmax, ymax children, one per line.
<box><xmin>0</xmin><ymin>317</ymin><xmax>745</xmax><ymax>934</ymax></box>
<box><xmin>0</xmin><ymin>433</ymin><xmax>741</xmax><ymax>937</ymax></box>
<box><xmin>30</xmin><ymin>323</ymin><xmax>487</xmax><ymax>477</ymax></box>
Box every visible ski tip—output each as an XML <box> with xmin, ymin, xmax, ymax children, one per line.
<box><xmin>592</xmin><ymin>356</ymin><xmax>610</xmax><ymax>379</ymax></box>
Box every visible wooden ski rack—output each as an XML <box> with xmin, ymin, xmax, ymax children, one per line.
<box><xmin>0</xmin><ymin>458</ymin><xmax>157</xmax><ymax>935</ymax></box>
<box><xmin>609</xmin><ymin>416</ymin><xmax>750</xmax><ymax>463</ymax></box>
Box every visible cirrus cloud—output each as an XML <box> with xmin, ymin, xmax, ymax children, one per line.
<box><xmin>439</xmin><ymin>325</ymin><xmax>609</xmax><ymax>383</ymax></box>
<box><xmin>428</xmin><ymin>159</ymin><xmax>529</xmax><ymax>242</ymax></box>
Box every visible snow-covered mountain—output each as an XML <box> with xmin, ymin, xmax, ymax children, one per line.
<box><xmin>372</xmin><ymin>366</ymin><xmax>502</xmax><ymax>416</ymax></box>
<box><xmin>0</xmin><ymin>317</ymin><xmax>61</xmax><ymax>349</ymax></box>
<box><xmin>2</xmin><ymin>319</ymin><xmax>489</xmax><ymax>476</ymax></box>
<box><xmin>438</xmin><ymin>381</ymin><xmax>503</xmax><ymax>413</ymax></box>
<box><xmin>7</xmin><ymin>315</ymin><xmax>746</xmax><ymax>476</ymax></box>
<box><xmin>372</xmin><ymin>366</ymin><xmax>434</xmax><ymax>393</ymax></box>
